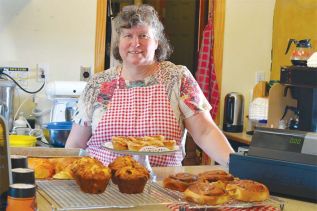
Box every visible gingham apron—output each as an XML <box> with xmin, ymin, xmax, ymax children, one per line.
<box><xmin>87</xmin><ymin>66</ymin><xmax>183</xmax><ymax>166</ymax></box>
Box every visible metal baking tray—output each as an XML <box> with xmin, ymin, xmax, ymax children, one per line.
<box><xmin>37</xmin><ymin>180</ymin><xmax>284</xmax><ymax>210</ymax></box>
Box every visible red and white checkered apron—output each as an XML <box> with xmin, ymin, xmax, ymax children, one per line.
<box><xmin>87</xmin><ymin>66</ymin><xmax>183</xmax><ymax>166</ymax></box>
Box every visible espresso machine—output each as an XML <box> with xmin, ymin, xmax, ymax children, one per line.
<box><xmin>45</xmin><ymin>81</ymin><xmax>86</xmax><ymax>122</ymax></box>
<box><xmin>280</xmin><ymin>66</ymin><xmax>317</xmax><ymax>132</ymax></box>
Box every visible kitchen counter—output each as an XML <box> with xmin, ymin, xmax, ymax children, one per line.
<box><xmin>223</xmin><ymin>131</ymin><xmax>252</xmax><ymax>145</ymax></box>
<box><xmin>36</xmin><ymin>165</ymin><xmax>317</xmax><ymax>211</ymax></box>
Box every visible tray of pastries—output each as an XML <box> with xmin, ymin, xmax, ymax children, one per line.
<box><xmin>102</xmin><ymin>135</ymin><xmax>179</xmax><ymax>155</ymax></box>
<box><xmin>28</xmin><ymin>157</ymin><xmax>80</xmax><ymax>180</ymax></box>
<box><xmin>162</xmin><ymin>170</ymin><xmax>284</xmax><ymax>209</ymax></box>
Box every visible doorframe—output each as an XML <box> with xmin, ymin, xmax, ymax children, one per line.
<box><xmin>213</xmin><ymin>0</ymin><xmax>226</xmax><ymax>124</ymax></box>
<box><xmin>94</xmin><ymin>0</ymin><xmax>107</xmax><ymax>73</ymax></box>
<box><xmin>94</xmin><ymin>0</ymin><xmax>226</xmax><ymax>113</ymax></box>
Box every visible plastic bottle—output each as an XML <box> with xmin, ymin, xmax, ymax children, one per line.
<box><xmin>13</xmin><ymin>113</ymin><xmax>28</xmax><ymax>135</ymax></box>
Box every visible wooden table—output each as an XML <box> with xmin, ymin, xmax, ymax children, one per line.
<box><xmin>36</xmin><ymin>165</ymin><xmax>317</xmax><ymax>211</ymax></box>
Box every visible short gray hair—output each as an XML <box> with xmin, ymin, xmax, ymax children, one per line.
<box><xmin>112</xmin><ymin>4</ymin><xmax>172</xmax><ymax>62</ymax></box>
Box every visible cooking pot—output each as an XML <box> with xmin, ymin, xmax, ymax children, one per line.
<box><xmin>43</xmin><ymin>121</ymin><xmax>72</xmax><ymax>147</ymax></box>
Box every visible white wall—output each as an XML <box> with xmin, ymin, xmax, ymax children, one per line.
<box><xmin>220</xmin><ymin>0</ymin><xmax>275</xmax><ymax>130</ymax></box>
<box><xmin>0</xmin><ymin>0</ymin><xmax>275</xmax><ymax>130</ymax></box>
<box><xmin>0</xmin><ymin>0</ymin><xmax>97</xmax><ymax>118</ymax></box>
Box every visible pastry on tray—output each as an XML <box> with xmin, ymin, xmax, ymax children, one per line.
<box><xmin>226</xmin><ymin>179</ymin><xmax>270</xmax><ymax>202</ymax></box>
<box><xmin>28</xmin><ymin>158</ymin><xmax>55</xmax><ymax>179</ymax></box>
<box><xmin>163</xmin><ymin>172</ymin><xmax>198</xmax><ymax>192</ymax></box>
<box><xmin>115</xmin><ymin>165</ymin><xmax>150</xmax><ymax>194</ymax></box>
<box><xmin>197</xmin><ymin>170</ymin><xmax>234</xmax><ymax>183</ymax></box>
<box><xmin>184</xmin><ymin>181</ymin><xmax>230</xmax><ymax>205</ymax></box>
<box><xmin>28</xmin><ymin>157</ymin><xmax>80</xmax><ymax>180</ymax></box>
<box><xmin>71</xmin><ymin>157</ymin><xmax>111</xmax><ymax>194</ymax></box>
<box><xmin>49</xmin><ymin>157</ymin><xmax>79</xmax><ymax>180</ymax></box>
<box><xmin>111</xmin><ymin>135</ymin><xmax>176</xmax><ymax>151</ymax></box>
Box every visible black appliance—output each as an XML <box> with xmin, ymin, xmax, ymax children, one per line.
<box><xmin>229</xmin><ymin>127</ymin><xmax>317</xmax><ymax>202</ymax></box>
<box><xmin>280</xmin><ymin>66</ymin><xmax>317</xmax><ymax>132</ymax></box>
<box><xmin>223</xmin><ymin>92</ymin><xmax>244</xmax><ymax>132</ymax></box>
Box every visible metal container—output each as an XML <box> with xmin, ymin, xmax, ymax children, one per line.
<box><xmin>43</xmin><ymin>122</ymin><xmax>72</xmax><ymax>147</ymax></box>
<box><xmin>0</xmin><ymin>80</ymin><xmax>16</xmax><ymax>131</ymax></box>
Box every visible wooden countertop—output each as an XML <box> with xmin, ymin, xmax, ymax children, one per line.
<box><xmin>36</xmin><ymin>165</ymin><xmax>317</xmax><ymax>211</ymax></box>
<box><xmin>224</xmin><ymin>131</ymin><xmax>252</xmax><ymax>145</ymax></box>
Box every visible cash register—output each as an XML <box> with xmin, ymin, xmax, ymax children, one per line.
<box><xmin>229</xmin><ymin>127</ymin><xmax>317</xmax><ymax>202</ymax></box>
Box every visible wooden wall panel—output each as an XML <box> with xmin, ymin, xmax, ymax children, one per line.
<box><xmin>94</xmin><ymin>0</ymin><xmax>107</xmax><ymax>73</ymax></box>
<box><xmin>213</xmin><ymin>0</ymin><xmax>225</xmax><ymax>125</ymax></box>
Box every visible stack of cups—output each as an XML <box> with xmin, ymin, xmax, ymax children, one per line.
<box><xmin>7</xmin><ymin>155</ymin><xmax>37</xmax><ymax>211</ymax></box>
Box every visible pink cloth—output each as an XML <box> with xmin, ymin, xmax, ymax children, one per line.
<box><xmin>195</xmin><ymin>18</ymin><xmax>220</xmax><ymax>119</ymax></box>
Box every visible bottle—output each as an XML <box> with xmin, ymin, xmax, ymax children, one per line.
<box><xmin>6</xmin><ymin>184</ymin><xmax>37</xmax><ymax>211</ymax></box>
<box><xmin>13</xmin><ymin>113</ymin><xmax>28</xmax><ymax>135</ymax></box>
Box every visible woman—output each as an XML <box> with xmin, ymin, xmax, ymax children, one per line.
<box><xmin>65</xmin><ymin>4</ymin><xmax>234</xmax><ymax>167</ymax></box>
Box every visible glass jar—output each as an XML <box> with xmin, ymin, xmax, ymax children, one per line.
<box><xmin>6</xmin><ymin>184</ymin><xmax>36</xmax><ymax>211</ymax></box>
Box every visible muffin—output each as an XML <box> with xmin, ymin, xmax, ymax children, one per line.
<box><xmin>71</xmin><ymin>157</ymin><xmax>111</xmax><ymax>194</ymax></box>
<box><xmin>115</xmin><ymin>165</ymin><xmax>150</xmax><ymax>194</ymax></box>
<box><xmin>108</xmin><ymin>156</ymin><xmax>138</xmax><ymax>184</ymax></box>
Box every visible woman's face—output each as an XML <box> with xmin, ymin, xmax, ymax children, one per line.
<box><xmin>119</xmin><ymin>25</ymin><xmax>158</xmax><ymax>66</ymax></box>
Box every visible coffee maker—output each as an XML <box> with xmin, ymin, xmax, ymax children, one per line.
<box><xmin>223</xmin><ymin>92</ymin><xmax>244</xmax><ymax>132</ymax></box>
<box><xmin>280</xmin><ymin>66</ymin><xmax>317</xmax><ymax>132</ymax></box>
<box><xmin>45</xmin><ymin>81</ymin><xmax>86</xmax><ymax>122</ymax></box>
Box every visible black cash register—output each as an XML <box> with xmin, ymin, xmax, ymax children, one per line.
<box><xmin>229</xmin><ymin>127</ymin><xmax>317</xmax><ymax>202</ymax></box>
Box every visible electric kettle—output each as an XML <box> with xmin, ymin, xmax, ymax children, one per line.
<box><xmin>223</xmin><ymin>92</ymin><xmax>244</xmax><ymax>133</ymax></box>
<box><xmin>285</xmin><ymin>39</ymin><xmax>313</xmax><ymax>66</ymax></box>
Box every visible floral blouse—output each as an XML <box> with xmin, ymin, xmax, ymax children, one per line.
<box><xmin>73</xmin><ymin>61</ymin><xmax>211</xmax><ymax>133</ymax></box>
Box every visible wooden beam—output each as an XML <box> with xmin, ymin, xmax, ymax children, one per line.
<box><xmin>94</xmin><ymin>0</ymin><xmax>107</xmax><ymax>73</ymax></box>
<box><xmin>213</xmin><ymin>0</ymin><xmax>225</xmax><ymax>124</ymax></box>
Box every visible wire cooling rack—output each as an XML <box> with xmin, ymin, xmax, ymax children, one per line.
<box><xmin>37</xmin><ymin>180</ymin><xmax>284</xmax><ymax>211</ymax></box>
<box><xmin>36</xmin><ymin>180</ymin><xmax>183</xmax><ymax>210</ymax></box>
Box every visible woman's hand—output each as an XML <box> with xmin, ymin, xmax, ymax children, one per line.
<box><xmin>184</xmin><ymin>111</ymin><xmax>234</xmax><ymax>167</ymax></box>
<box><xmin>65</xmin><ymin>123</ymin><xmax>92</xmax><ymax>149</ymax></box>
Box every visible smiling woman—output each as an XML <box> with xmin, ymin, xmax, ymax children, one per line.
<box><xmin>92</xmin><ymin>0</ymin><xmax>225</xmax><ymax>165</ymax></box>
<box><xmin>66</xmin><ymin>4</ymin><xmax>234</xmax><ymax>168</ymax></box>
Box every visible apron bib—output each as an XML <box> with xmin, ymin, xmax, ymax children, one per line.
<box><xmin>87</xmin><ymin>66</ymin><xmax>183</xmax><ymax>166</ymax></box>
